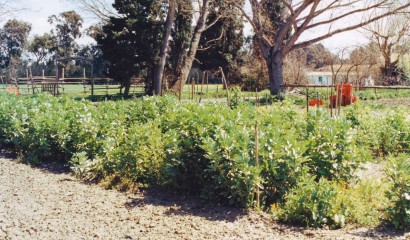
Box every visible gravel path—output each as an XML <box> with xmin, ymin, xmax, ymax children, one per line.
<box><xmin>0</xmin><ymin>151</ymin><xmax>408</xmax><ymax>240</ymax></box>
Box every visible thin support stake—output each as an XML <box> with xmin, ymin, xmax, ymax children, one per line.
<box><xmin>255</xmin><ymin>121</ymin><xmax>260</xmax><ymax>209</ymax></box>
<box><xmin>306</xmin><ymin>85</ymin><xmax>309</xmax><ymax>114</ymax></box>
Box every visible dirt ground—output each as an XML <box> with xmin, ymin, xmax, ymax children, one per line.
<box><xmin>0</xmin><ymin>150</ymin><xmax>409</xmax><ymax>240</ymax></box>
<box><xmin>369</xmin><ymin>98</ymin><xmax>410</xmax><ymax>108</ymax></box>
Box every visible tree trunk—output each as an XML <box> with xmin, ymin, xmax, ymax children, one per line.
<box><xmin>153</xmin><ymin>0</ymin><xmax>176</xmax><ymax>95</ymax></box>
<box><xmin>269</xmin><ymin>50</ymin><xmax>283</xmax><ymax>96</ymax></box>
<box><xmin>123</xmin><ymin>78</ymin><xmax>131</xmax><ymax>97</ymax></box>
<box><xmin>171</xmin><ymin>0</ymin><xmax>210</xmax><ymax>92</ymax></box>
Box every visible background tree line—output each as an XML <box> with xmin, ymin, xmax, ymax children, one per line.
<box><xmin>1</xmin><ymin>0</ymin><xmax>410</xmax><ymax>96</ymax></box>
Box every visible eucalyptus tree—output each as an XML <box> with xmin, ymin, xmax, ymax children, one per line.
<box><xmin>171</xmin><ymin>0</ymin><xmax>241</xmax><ymax>92</ymax></box>
<box><xmin>48</xmin><ymin>11</ymin><xmax>83</xmax><ymax>58</ymax></box>
<box><xmin>28</xmin><ymin>33</ymin><xmax>54</xmax><ymax>66</ymax></box>
<box><xmin>0</xmin><ymin>19</ymin><xmax>31</xmax><ymax>71</ymax></box>
<box><xmin>153</xmin><ymin>0</ymin><xmax>176</xmax><ymax>95</ymax></box>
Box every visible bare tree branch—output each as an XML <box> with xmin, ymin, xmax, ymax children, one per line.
<box><xmin>65</xmin><ymin>0</ymin><xmax>119</xmax><ymax>22</ymax></box>
<box><xmin>292</xmin><ymin>2</ymin><xmax>410</xmax><ymax>51</ymax></box>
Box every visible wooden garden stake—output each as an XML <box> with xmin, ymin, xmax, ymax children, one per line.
<box><xmin>199</xmin><ymin>71</ymin><xmax>205</xmax><ymax>103</ymax></box>
<box><xmin>256</xmin><ymin>88</ymin><xmax>259</xmax><ymax>107</ymax></box>
<box><xmin>255</xmin><ymin>121</ymin><xmax>260</xmax><ymax>209</ymax></box>
<box><xmin>326</xmin><ymin>81</ymin><xmax>330</xmax><ymax>115</ymax></box>
<box><xmin>29</xmin><ymin>68</ymin><xmax>35</xmax><ymax>94</ymax></box>
<box><xmin>306</xmin><ymin>85</ymin><xmax>309</xmax><ymax>114</ymax></box>
<box><xmin>265</xmin><ymin>93</ymin><xmax>268</xmax><ymax>108</ymax></box>
<box><xmin>206</xmin><ymin>71</ymin><xmax>209</xmax><ymax>94</ymax></box>
<box><xmin>219</xmin><ymin>67</ymin><xmax>230</xmax><ymax>106</ymax></box>
<box><xmin>330</xmin><ymin>83</ymin><xmax>334</xmax><ymax>117</ymax></box>
<box><xmin>337</xmin><ymin>83</ymin><xmax>342</xmax><ymax>116</ymax></box>
<box><xmin>191</xmin><ymin>78</ymin><xmax>195</xmax><ymax>101</ymax></box>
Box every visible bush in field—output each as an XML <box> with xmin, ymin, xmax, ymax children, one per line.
<box><xmin>257</xmin><ymin>104</ymin><xmax>308</xmax><ymax>206</ymax></box>
<box><xmin>377</xmin><ymin>112</ymin><xmax>410</xmax><ymax>155</ymax></box>
<box><xmin>276</xmin><ymin>176</ymin><xmax>343</xmax><ymax>228</ymax></box>
<box><xmin>304</xmin><ymin>111</ymin><xmax>364</xmax><ymax>182</ymax></box>
<box><xmin>355</xmin><ymin>108</ymin><xmax>410</xmax><ymax>156</ymax></box>
<box><xmin>384</xmin><ymin>154</ymin><xmax>410</xmax><ymax>229</ymax></box>
<box><xmin>276</xmin><ymin>176</ymin><xmax>390</xmax><ymax>228</ymax></box>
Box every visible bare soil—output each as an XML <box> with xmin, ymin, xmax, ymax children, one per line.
<box><xmin>369</xmin><ymin>98</ymin><xmax>410</xmax><ymax>108</ymax></box>
<box><xmin>0</xmin><ymin>150</ymin><xmax>409</xmax><ymax>240</ymax></box>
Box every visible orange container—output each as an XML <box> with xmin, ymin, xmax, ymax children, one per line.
<box><xmin>309</xmin><ymin>99</ymin><xmax>323</xmax><ymax>106</ymax></box>
<box><xmin>336</xmin><ymin>84</ymin><xmax>353</xmax><ymax>97</ymax></box>
<box><xmin>5</xmin><ymin>87</ymin><xmax>19</xmax><ymax>96</ymax></box>
<box><xmin>329</xmin><ymin>95</ymin><xmax>357</xmax><ymax>107</ymax></box>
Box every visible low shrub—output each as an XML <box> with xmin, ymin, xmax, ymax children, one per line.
<box><xmin>384</xmin><ymin>154</ymin><xmax>410</xmax><ymax>229</ymax></box>
<box><xmin>276</xmin><ymin>176</ymin><xmax>343</xmax><ymax>228</ymax></box>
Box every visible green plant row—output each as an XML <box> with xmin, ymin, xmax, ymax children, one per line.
<box><xmin>0</xmin><ymin>93</ymin><xmax>408</xmax><ymax>229</ymax></box>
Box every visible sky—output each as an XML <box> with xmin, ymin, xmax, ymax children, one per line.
<box><xmin>4</xmin><ymin>0</ymin><xmax>370</xmax><ymax>53</ymax></box>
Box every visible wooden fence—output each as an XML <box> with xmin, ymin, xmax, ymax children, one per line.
<box><xmin>0</xmin><ymin>75</ymin><xmax>145</xmax><ymax>96</ymax></box>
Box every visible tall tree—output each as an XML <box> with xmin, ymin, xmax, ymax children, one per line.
<box><xmin>364</xmin><ymin>13</ymin><xmax>410</xmax><ymax>85</ymax></box>
<box><xmin>153</xmin><ymin>0</ymin><xmax>176</xmax><ymax>95</ymax></box>
<box><xmin>303</xmin><ymin>43</ymin><xmax>333</xmax><ymax>70</ymax></box>
<box><xmin>97</xmin><ymin>0</ymin><xmax>162</xmax><ymax>96</ymax></box>
<box><xmin>241</xmin><ymin>0</ymin><xmax>410</xmax><ymax>95</ymax></box>
<box><xmin>167</xmin><ymin>0</ymin><xmax>193</xmax><ymax>87</ymax></box>
<box><xmin>195</xmin><ymin>3</ymin><xmax>245</xmax><ymax>84</ymax></box>
<box><xmin>171</xmin><ymin>0</ymin><xmax>212</xmax><ymax>92</ymax></box>
<box><xmin>170</xmin><ymin>0</ymin><xmax>238</xmax><ymax>91</ymax></box>
<box><xmin>0</xmin><ymin>19</ymin><xmax>31</xmax><ymax>71</ymax></box>
<box><xmin>27</xmin><ymin>33</ymin><xmax>55</xmax><ymax>76</ymax></box>
<box><xmin>348</xmin><ymin>44</ymin><xmax>381</xmax><ymax>85</ymax></box>
<box><xmin>28</xmin><ymin>33</ymin><xmax>54</xmax><ymax>66</ymax></box>
<box><xmin>48</xmin><ymin>11</ymin><xmax>83</xmax><ymax>58</ymax></box>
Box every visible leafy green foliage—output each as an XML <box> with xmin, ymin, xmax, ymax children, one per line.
<box><xmin>1</xmin><ymin>92</ymin><xmax>409</xmax><ymax>229</ymax></box>
<box><xmin>304</xmin><ymin>111</ymin><xmax>363</xmax><ymax>182</ymax></box>
<box><xmin>277</xmin><ymin>176</ymin><xmax>343</xmax><ymax>228</ymax></box>
<box><xmin>0</xmin><ymin>19</ymin><xmax>31</xmax><ymax>69</ymax></box>
<box><xmin>275</xmin><ymin>176</ymin><xmax>390</xmax><ymax>228</ymax></box>
<box><xmin>97</xmin><ymin>0</ymin><xmax>163</xmax><ymax>95</ymax></box>
<box><xmin>385</xmin><ymin>154</ymin><xmax>410</xmax><ymax>229</ymax></box>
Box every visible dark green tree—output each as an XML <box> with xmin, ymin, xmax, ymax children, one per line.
<box><xmin>194</xmin><ymin>6</ymin><xmax>244</xmax><ymax>84</ymax></box>
<box><xmin>96</xmin><ymin>0</ymin><xmax>162</xmax><ymax>96</ymax></box>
